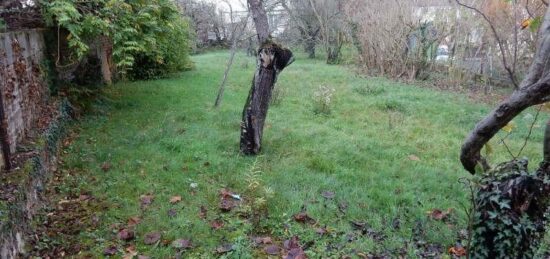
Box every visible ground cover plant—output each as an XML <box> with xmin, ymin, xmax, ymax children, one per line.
<box><xmin>35</xmin><ymin>51</ymin><xmax>550</xmax><ymax>258</ymax></box>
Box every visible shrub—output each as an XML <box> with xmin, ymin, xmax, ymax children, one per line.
<box><xmin>42</xmin><ymin>0</ymin><xmax>194</xmax><ymax>81</ymax></box>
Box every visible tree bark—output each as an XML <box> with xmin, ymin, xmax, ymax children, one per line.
<box><xmin>460</xmin><ymin>6</ymin><xmax>550</xmax><ymax>174</ymax></box>
<box><xmin>248</xmin><ymin>0</ymin><xmax>270</xmax><ymax>43</ymax></box>
<box><xmin>98</xmin><ymin>36</ymin><xmax>112</xmax><ymax>85</ymax></box>
<box><xmin>240</xmin><ymin>0</ymin><xmax>294</xmax><ymax>155</ymax></box>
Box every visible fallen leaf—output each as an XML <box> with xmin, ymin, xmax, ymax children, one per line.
<box><xmin>283</xmin><ymin>236</ymin><xmax>306</xmax><ymax>259</ymax></box>
<box><xmin>144</xmin><ymin>232</ymin><xmax>161</xmax><ymax>245</ymax></box>
<box><xmin>170</xmin><ymin>196</ymin><xmax>182</xmax><ymax>204</ymax></box>
<box><xmin>408</xmin><ymin>155</ymin><xmax>420</xmax><ymax>161</ymax></box>
<box><xmin>219</xmin><ymin>188</ymin><xmax>234</xmax><ymax>199</ymax></box>
<box><xmin>502</xmin><ymin>121</ymin><xmax>516</xmax><ymax>133</ymax></box>
<box><xmin>321</xmin><ymin>191</ymin><xmax>335</xmax><ymax>199</ymax></box>
<box><xmin>172</xmin><ymin>239</ymin><xmax>192</xmax><ymax>249</ymax></box>
<box><xmin>265</xmin><ymin>245</ymin><xmax>281</xmax><ymax>255</ymax></box>
<box><xmin>123</xmin><ymin>245</ymin><xmax>138</xmax><ymax>259</ymax></box>
<box><xmin>283</xmin><ymin>236</ymin><xmax>301</xmax><ymax>250</ymax></box>
<box><xmin>449</xmin><ymin>245</ymin><xmax>467</xmax><ymax>256</ymax></box>
<box><xmin>199</xmin><ymin>205</ymin><xmax>208</xmax><ymax>219</ymax></box>
<box><xmin>521</xmin><ymin>18</ymin><xmax>532</xmax><ymax>29</ymax></box>
<box><xmin>117</xmin><ymin>229</ymin><xmax>135</xmax><ymax>241</ymax></box>
<box><xmin>429</xmin><ymin>208</ymin><xmax>453</xmax><ymax>221</ymax></box>
<box><xmin>210</xmin><ymin>220</ymin><xmax>224</xmax><ymax>230</ymax></box>
<box><xmin>168</xmin><ymin>209</ymin><xmax>177</xmax><ymax>217</ymax></box>
<box><xmin>161</xmin><ymin>239</ymin><xmax>172</xmax><ymax>246</ymax></box>
<box><xmin>103</xmin><ymin>245</ymin><xmax>118</xmax><ymax>256</ymax></box>
<box><xmin>79</xmin><ymin>194</ymin><xmax>91</xmax><ymax>201</ymax></box>
<box><xmin>293</xmin><ymin>212</ymin><xmax>315</xmax><ymax>224</ymax></box>
<box><xmin>216</xmin><ymin>243</ymin><xmax>234</xmax><ymax>254</ymax></box>
<box><xmin>286</xmin><ymin>248</ymin><xmax>307</xmax><ymax>259</ymax></box>
<box><xmin>127</xmin><ymin>216</ymin><xmax>141</xmax><ymax>227</ymax></box>
<box><xmin>219</xmin><ymin>199</ymin><xmax>236</xmax><ymax>212</ymax></box>
<box><xmin>140</xmin><ymin>195</ymin><xmax>154</xmax><ymax>207</ymax></box>
<box><xmin>254</xmin><ymin>236</ymin><xmax>273</xmax><ymax>245</ymax></box>
<box><xmin>138</xmin><ymin>256</ymin><xmax>151</xmax><ymax>259</ymax></box>
<box><xmin>101</xmin><ymin>162</ymin><xmax>112</xmax><ymax>172</ymax></box>
<box><xmin>315</xmin><ymin>226</ymin><xmax>328</xmax><ymax>235</ymax></box>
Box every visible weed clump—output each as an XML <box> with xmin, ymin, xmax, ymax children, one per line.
<box><xmin>353</xmin><ymin>84</ymin><xmax>386</xmax><ymax>96</ymax></box>
<box><xmin>312</xmin><ymin>85</ymin><xmax>335</xmax><ymax>115</ymax></box>
<box><xmin>376</xmin><ymin>99</ymin><xmax>407</xmax><ymax>113</ymax></box>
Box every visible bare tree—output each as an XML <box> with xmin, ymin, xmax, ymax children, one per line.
<box><xmin>280</xmin><ymin>0</ymin><xmax>320</xmax><ymax>58</ymax></box>
<box><xmin>309</xmin><ymin>0</ymin><xmax>347</xmax><ymax>64</ymax></box>
<box><xmin>344</xmin><ymin>0</ymin><xmax>431</xmax><ymax>78</ymax></box>
<box><xmin>177</xmin><ymin>0</ymin><xmax>226</xmax><ymax>48</ymax></box>
<box><xmin>240</xmin><ymin>0</ymin><xmax>294</xmax><ymax>155</ymax></box>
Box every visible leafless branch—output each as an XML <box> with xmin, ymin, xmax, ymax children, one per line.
<box><xmin>455</xmin><ymin>0</ymin><xmax>520</xmax><ymax>88</ymax></box>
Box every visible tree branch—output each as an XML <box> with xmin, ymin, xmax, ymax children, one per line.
<box><xmin>461</xmin><ymin>76</ymin><xmax>550</xmax><ymax>173</ymax></box>
<box><xmin>460</xmin><ymin>5</ymin><xmax>550</xmax><ymax>174</ymax></box>
<box><xmin>455</xmin><ymin>0</ymin><xmax>519</xmax><ymax>88</ymax></box>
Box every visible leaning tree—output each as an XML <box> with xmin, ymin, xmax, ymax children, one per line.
<box><xmin>459</xmin><ymin>4</ymin><xmax>550</xmax><ymax>258</ymax></box>
<box><xmin>240</xmin><ymin>0</ymin><xmax>294</xmax><ymax>155</ymax></box>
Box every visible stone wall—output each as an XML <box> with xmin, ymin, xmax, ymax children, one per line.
<box><xmin>0</xmin><ymin>29</ymin><xmax>49</xmax><ymax>168</ymax></box>
<box><xmin>0</xmin><ymin>100</ymin><xmax>72</xmax><ymax>259</ymax></box>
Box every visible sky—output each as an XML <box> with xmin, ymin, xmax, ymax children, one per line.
<box><xmin>206</xmin><ymin>0</ymin><xmax>248</xmax><ymax>12</ymax></box>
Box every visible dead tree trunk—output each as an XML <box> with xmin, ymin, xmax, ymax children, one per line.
<box><xmin>240</xmin><ymin>0</ymin><xmax>294</xmax><ymax>155</ymax></box>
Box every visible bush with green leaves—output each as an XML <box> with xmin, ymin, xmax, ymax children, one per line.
<box><xmin>41</xmin><ymin>0</ymin><xmax>193</xmax><ymax>80</ymax></box>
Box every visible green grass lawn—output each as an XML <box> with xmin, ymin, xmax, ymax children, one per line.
<box><xmin>49</xmin><ymin>51</ymin><xmax>550</xmax><ymax>258</ymax></box>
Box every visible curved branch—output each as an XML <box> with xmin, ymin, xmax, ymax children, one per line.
<box><xmin>461</xmin><ymin>5</ymin><xmax>550</xmax><ymax>174</ymax></box>
<box><xmin>461</xmin><ymin>78</ymin><xmax>550</xmax><ymax>174</ymax></box>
